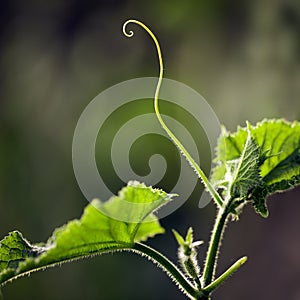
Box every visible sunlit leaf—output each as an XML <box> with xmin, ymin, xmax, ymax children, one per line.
<box><xmin>212</xmin><ymin>119</ymin><xmax>300</xmax><ymax>216</ymax></box>
<box><xmin>0</xmin><ymin>181</ymin><xmax>173</xmax><ymax>285</ymax></box>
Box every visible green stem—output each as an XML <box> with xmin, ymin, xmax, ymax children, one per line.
<box><xmin>202</xmin><ymin>256</ymin><xmax>247</xmax><ymax>294</ymax></box>
<box><xmin>133</xmin><ymin>243</ymin><xmax>203</xmax><ymax>299</ymax></box>
<box><xmin>202</xmin><ymin>206</ymin><xmax>229</xmax><ymax>287</ymax></box>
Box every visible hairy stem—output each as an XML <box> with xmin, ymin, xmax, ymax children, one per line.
<box><xmin>133</xmin><ymin>243</ymin><xmax>203</xmax><ymax>299</ymax></box>
<box><xmin>202</xmin><ymin>206</ymin><xmax>229</xmax><ymax>287</ymax></box>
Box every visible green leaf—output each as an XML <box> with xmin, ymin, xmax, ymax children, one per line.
<box><xmin>172</xmin><ymin>228</ymin><xmax>203</xmax><ymax>288</ymax></box>
<box><xmin>0</xmin><ymin>231</ymin><xmax>45</xmax><ymax>274</ymax></box>
<box><xmin>212</xmin><ymin>119</ymin><xmax>300</xmax><ymax>217</ymax></box>
<box><xmin>229</xmin><ymin>126</ymin><xmax>261</xmax><ymax>199</ymax></box>
<box><xmin>0</xmin><ymin>181</ymin><xmax>174</xmax><ymax>286</ymax></box>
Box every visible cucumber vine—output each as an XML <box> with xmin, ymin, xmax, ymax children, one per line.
<box><xmin>0</xmin><ymin>19</ymin><xmax>299</xmax><ymax>299</ymax></box>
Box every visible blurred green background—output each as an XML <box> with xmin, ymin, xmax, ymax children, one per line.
<box><xmin>1</xmin><ymin>0</ymin><xmax>300</xmax><ymax>299</ymax></box>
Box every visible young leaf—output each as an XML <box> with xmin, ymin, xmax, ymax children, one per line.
<box><xmin>0</xmin><ymin>181</ymin><xmax>174</xmax><ymax>286</ymax></box>
<box><xmin>229</xmin><ymin>126</ymin><xmax>261</xmax><ymax>199</ymax></box>
<box><xmin>172</xmin><ymin>228</ymin><xmax>203</xmax><ymax>288</ymax></box>
<box><xmin>212</xmin><ymin>119</ymin><xmax>300</xmax><ymax>216</ymax></box>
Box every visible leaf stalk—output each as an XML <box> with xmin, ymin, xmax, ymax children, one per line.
<box><xmin>133</xmin><ymin>243</ymin><xmax>203</xmax><ymax>299</ymax></box>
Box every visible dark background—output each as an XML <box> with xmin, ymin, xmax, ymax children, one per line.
<box><xmin>0</xmin><ymin>1</ymin><xmax>300</xmax><ymax>299</ymax></box>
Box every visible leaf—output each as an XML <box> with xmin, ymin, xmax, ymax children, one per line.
<box><xmin>0</xmin><ymin>181</ymin><xmax>174</xmax><ymax>286</ymax></box>
<box><xmin>229</xmin><ymin>126</ymin><xmax>261</xmax><ymax>199</ymax></box>
<box><xmin>212</xmin><ymin>119</ymin><xmax>300</xmax><ymax>217</ymax></box>
<box><xmin>0</xmin><ymin>231</ymin><xmax>45</xmax><ymax>274</ymax></box>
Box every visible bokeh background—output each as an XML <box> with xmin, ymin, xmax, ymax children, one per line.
<box><xmin>1</xmin><ymin>1</ymin><xmax>300</xmax><ymax>299</ymax></box>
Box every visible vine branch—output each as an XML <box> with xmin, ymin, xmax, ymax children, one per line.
<box><xmin>122</xmin><ymin>19</ymin><xmax>224</xmax><ymax>208</ymax></box>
